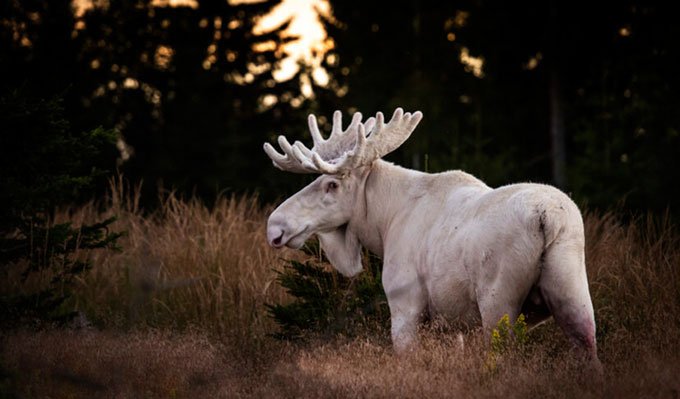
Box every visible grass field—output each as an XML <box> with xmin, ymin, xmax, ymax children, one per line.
<box><xmin>2</xmin><ymin>181</ymin><xmax>679</xmax><ymax>398</ymax></box>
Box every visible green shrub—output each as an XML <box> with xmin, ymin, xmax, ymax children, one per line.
<box><xmin>267</xmin><ymin>243</ymin><xmax>389</xmax><ymax>339</ymax></box>
<box><xmin>486</xmin><ymin>313</ymin><xmax>529</xmax><ymax>373</ymax></box>
<box><xmin>0</xmin><ymin>91</ymin><xmax>121</xmax><ymax>327</ymax></box>
<box><xmin>490</xmin><ymin>313</ymin><xmax>528</xmax><ymax>355</ymax></box>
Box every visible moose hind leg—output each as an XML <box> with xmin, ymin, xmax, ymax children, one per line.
<box><xmin>539</xmin><ymin>243</ymin><xmax>600</xmax><ymax>364</ymax></box>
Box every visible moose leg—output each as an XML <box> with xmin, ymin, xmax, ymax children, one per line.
<box><xmin>383</xmin><ymin>272</ymin><xmax>427</xmax><ymax>354</ymax></box>
<box><xmin>539</xmin><ymin>242</ymin><xmax>601</xmax><ymax>370</ymax></box>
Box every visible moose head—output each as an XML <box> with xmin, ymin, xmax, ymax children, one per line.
<box><xmin>263</xmin><ymin>108</ymin><xmax>422</xmax><ymax>276</ymax></box>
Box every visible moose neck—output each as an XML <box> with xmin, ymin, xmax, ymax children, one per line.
<box><xmin>349</xmin><ymin>160</ymin><xmax>429</xmax><ymax>257</ymax></box>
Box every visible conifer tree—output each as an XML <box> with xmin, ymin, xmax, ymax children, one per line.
<box><xmin>0</xmin><ymin>92</ymin><xmax>120</xmax><ymax>326</ymax></box>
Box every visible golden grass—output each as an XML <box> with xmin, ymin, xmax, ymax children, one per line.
<box><xmin>584</xmin><ymin>211</ymin><xmax>680</xmax><ymax>351</ymax></box>
<box><xmin>61</xmin><ymin>177</ymin><xmax>298</xmax><ymax>339</ymax></box>
<box><xmin>2</xmin><ymin>329</ymin><xmax>229</xmax><ymax>398</ymax></box>
<box><xmin>2</xmin><ymin>181</ymin><xmax>680</xmax><ymax>398</ymax></box>
<box><xmin>3</xmin><ymin>328</ymin><xmax>679</xmax><ymax>398</ymax></box>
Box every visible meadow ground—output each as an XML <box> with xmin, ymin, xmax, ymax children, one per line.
<box><xmin>2</xmin><ymin>181</ymin><xmax>679</xmax><ymax>398</ymax></box>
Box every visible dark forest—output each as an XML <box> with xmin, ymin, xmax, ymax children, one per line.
<box><xmin>2</xmin><ymin>0</ymin><xmax>678</xmax><ymax>212</ymax></box>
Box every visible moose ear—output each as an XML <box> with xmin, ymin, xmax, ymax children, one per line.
<box><xmin>317</xmin><ymin>225</ymin><xmax>363</xmax><ymax>277</ymax></box>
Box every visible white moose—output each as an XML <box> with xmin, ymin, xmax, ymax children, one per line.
<box><xmin>264</xmin><ymin>108</ymin><xmax>599</xmax><ymax>363</ymax></box>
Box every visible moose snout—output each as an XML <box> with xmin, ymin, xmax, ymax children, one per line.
<box><xmin>267</xmin><ymin>224</ymin><xmax>286</xmax><ymax>248</ymax></box>
<box><xmin>267</xmin><ymin>215</ymin><xmax>289</xmax><ymax>248</ymax></box>
<box><xmin>267</xmin><ymin>212</ymin><xmax>310</xmax><ymax>249</ymax></box>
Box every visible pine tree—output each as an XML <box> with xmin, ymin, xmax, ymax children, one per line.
<box><xmin>0</xmin><ymin>91</ymin><xmax>121</xmax><ymax>327</ymax></box>
<box><xmin>267</xmin><ymin>243</ymin><xmax>389</xmax><ymax>340</ymax></box>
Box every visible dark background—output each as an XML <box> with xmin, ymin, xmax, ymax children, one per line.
<box><xmin>2</xmin><ymin>0</ymin><xmax>679</xmax><ymax>215</ymax></box>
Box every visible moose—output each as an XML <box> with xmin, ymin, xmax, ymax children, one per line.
<box><xmin>264</xmin><ymin>108</ymin><xmax>599</xmax><ymax>365</ymax></box>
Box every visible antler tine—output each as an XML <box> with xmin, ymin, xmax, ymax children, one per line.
<box><xmin>346</xmin><ymin>112</ymin><xmax>363</xmax><ymax>135</ymax></box>
<box><xmin>263</xmin><ymin>142</ymin><xmax>285</xmax><ymax>165</ymax></box>
<box><xmin>262</xmin><ymin>136</ymin><xmax>318</xmax><ymax>173</ymax></box>
<box><xmin>363</xmin><ymin>116</ymin><xmax>377</xmax><ymax>137</ymax></box>
<box><xmin>365</xmin><ymin>107</ymin><xmax>423</xmax><ymax>158</ymax></box>
<box><xmin>330</xmin><ymin>110</ymin><xmax>343</xmax><ymax>135</ymax></box>
<box><xmin>307</xmin><ymin>114</ymin><xmax>325</xmax><ymax>147</ymax></box>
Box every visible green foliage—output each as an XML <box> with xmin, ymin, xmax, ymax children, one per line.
<box><xmin>0</xmin><ymin>217</ymin><xmax>122</xmax><ymax>326</ymax></box>
<box><xmin>267</xmin><ymin>243</ymin><xmax>389</xmax><ymax>339</ymax></box>
<box><xmin>486</xmin><ymin>313</ymin><xmax>529</xmax><ymax>373</ymax></box>
<box><xmin>0</xmin><ymin>92</ymin><xmax>118</xmax><ymax>219</ymax></box>
<box><xmin>490</xmin><ymin>313</ymin><xmax>528</xmax><ymax>355</ymax></box>
<box><xmin>0</xmin><ymin>92</ymin><xmax>121</xmax><ymax>327</ymax></box>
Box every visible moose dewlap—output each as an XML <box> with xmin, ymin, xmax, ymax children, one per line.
<box><xmin>264</xmin><ymin>108</ymin><xmax>600</xmax><ymax>368</ymax></box>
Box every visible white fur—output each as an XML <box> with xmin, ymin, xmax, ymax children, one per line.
<box><xmin>267</xmin><ymin>118</ymin><xmax>599</xmax><ymax>365</ymax></box>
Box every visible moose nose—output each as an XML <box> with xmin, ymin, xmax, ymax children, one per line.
<box><xmin>267</xmin><ymin>224</ymin><xmax>286</xmax><ymax>248</ymax></box>
<box><xmin>271</xmin><ymin>231</ymin><xmax>284</xmax><ymax>247</ymax></box>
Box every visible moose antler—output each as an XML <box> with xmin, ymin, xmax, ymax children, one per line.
<box><xmin>263</xmin><ymin>108</ymin><xmax>423</xmax><ymax>175</ymax></box>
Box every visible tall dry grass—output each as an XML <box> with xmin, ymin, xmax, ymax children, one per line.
<box><xmin>584</xmin><ymin>211</ymin><xmax>680</xmax><ymax>352</ymax></box>
<box><xmin>2</xmin><ymin>180</ymin><xmax>680</xmax><ymax>398</ymax></box>
<box><xmin>60</xmin><ymin>177</ymin><xmax>297</xmax><ymax>339</ymax></box>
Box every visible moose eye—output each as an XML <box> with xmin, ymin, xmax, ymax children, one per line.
<box><xmin>325</xmin><ymin>181</ymin><xmax>339</xmax><ymax>192</ymax></box>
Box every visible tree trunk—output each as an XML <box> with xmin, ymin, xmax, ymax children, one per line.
<box><xmin>548</xmin><ymin>0</ymin><xmax>567</xmax><ymax>189</ymax></box>
<box><xmin>549</xmin><ymin>69</ymin><xmax>567</xmax><ymax>189</ymax></box>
